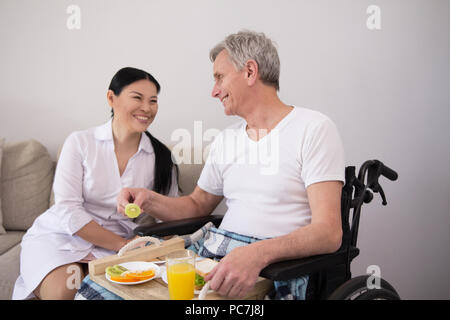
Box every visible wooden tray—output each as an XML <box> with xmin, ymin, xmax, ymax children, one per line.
<box><xmin>88</xmin><ymin>237</ymin><xmax>273</xmax><ymax>300</ymax></box>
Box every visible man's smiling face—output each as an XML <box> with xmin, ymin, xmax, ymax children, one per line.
<box><xmin>211</xmin><ymin>50</ymin><xmax>247</xmax><ymax>116</ymax></box>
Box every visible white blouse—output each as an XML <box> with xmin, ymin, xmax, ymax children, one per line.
<box><xmin>22</xmin><ymin>119</ymin><xmax>179</xmax><ymax>259</ymax></box>
<box><xmin>13</xmin><ymin>120</ymin><xmax>178</xmax><ymax>299</ymax></box>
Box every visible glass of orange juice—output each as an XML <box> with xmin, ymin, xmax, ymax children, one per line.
<box><xmin>166</xmin><ymin>249</ymin><xmax>196</xmax><ymax>300</ymax></box>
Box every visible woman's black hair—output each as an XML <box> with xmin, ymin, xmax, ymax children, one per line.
<box><xmin>109</xmin><ymin>67</ymin><xmax>180</xmax><ymax>195</ymax></box>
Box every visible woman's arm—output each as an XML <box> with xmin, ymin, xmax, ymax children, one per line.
<box><xmin>75</xmin><ymin>220</ymin><xmax>128</xmax><ymax>252</ymax></box>
<box><xmin>53</xmin><ymin>133</ymin><xmax>129</xmax><ymax>251</ymax></box>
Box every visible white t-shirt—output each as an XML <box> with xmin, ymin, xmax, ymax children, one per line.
<box><xmin>197</xmin><ymin>106</ymin><xmax>345</xmax><ymax>239</ymax></box>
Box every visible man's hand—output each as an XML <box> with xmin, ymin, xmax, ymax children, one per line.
<box><xmin>117</xmin><ymin>188</ymin><xmax>152</xmax><ymax>217</ymax></box>
<box><xmin>204</xmin><ymin>243</ymin><xmax>266</xmax><ymax>299</ymax></box>
<box><xmin>117</xmin><ymin>186</ymin><xmax>223</xmax><ymax>221</ymax></box>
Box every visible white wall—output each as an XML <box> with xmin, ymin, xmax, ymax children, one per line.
<box><xmin>1</xmin><ymin>0</ymin><xmax>449</xmax><ymax>299</ymax></box>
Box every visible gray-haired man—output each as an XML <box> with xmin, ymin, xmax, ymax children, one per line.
<box><xmin>118</xmin><ymin>30</ymin><xmax>345</xmax><ymax>299</ymax></box>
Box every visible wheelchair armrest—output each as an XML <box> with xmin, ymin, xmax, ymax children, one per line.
<box><xmin>133</xmin><ymin>216</ymin><xmax>359</xmax><ymax>283</ymax></box>
<box><xmin>133</xmin><ymin>215</ymin><xmax>224</xmax><ymax>237</ymax></box>
<box><xmin>260</xmin><ymin>246</ymin><xmax>360</xmax><ymax>281</ymax></box>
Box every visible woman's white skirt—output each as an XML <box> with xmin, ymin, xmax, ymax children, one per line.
<box><xmin>12</xmin><ymin>211</ymin><xmax>130</xmax><ymax>300</ymax></box>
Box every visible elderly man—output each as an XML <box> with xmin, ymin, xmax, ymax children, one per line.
<box><xmin>118</xmin><ymin>30</ymin><xmax>345</xmax><ymax>299</ymax></box>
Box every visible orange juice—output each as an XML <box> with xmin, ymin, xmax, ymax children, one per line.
<box><xmin>167</xmin><ymin>262</ymin><xmax>195</xmax><ymax>300</ymax></box>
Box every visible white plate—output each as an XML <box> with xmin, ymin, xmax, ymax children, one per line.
<box><xmin>160</xmin><ymin>266</ymin><xmax>213</xmax><ymax>295</ymax></box>
<box><xmin>105</xmin><ymin>261</ymin><xmax>161</xmax><ymax>285</ymax></box>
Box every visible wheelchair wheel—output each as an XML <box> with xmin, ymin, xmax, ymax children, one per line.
<box><xmin>355</xmin><ymin>288</ymin><xmax>400</xmax><ymax>300</ymax></box>
<box><xmin>328</xmin><ymin>275</ymin><xmax>400</xmax><ymax>300</ymax></box>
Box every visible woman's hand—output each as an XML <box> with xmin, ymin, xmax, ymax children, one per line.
<box><xmin>117</xmin><ymin>188</ymin><xmax>153</xmax><ymax>217</ymax></box>
<box><xmin>76</xmin><ymin>220</ymin><xmax>136</xmax><ymax>253</ymax></box>
<box><xmin>116</xmin><ymin>235</ymin><xmax>142</xmax><ymax>252</ymax></box>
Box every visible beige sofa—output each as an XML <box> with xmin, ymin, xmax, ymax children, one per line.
<box><xmin>0</xmin><ymin>138</ymin><xmax>223</xmax><ymax>299</ymax></box>
<box><xmin>0</xmin><ymin>139</ymin><xmax>55</xmax><ymax>300</ymax></box>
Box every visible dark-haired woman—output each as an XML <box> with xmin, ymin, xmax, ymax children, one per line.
<box><xmin>13</xmin><ymin>67</ymin><xmax>178</xmax><ymax>300</ymax></box>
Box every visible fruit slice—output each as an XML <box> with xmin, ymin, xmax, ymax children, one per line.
<box><xmin>125</xmin><ymin>203</ymin><xmax>141</xmax><ymax>218</ymax></box>
<box><xmin>110</xmin><ymin>275</ymin><xmax>139</xmax><ymax>283</ymax></box>
<box><xmin>106</xmin><ymin>265</ymin><xmax>129</xmax><ymax>277</ymax></box>
<box><xmin>113</xmin><ymin>265</ymin><xmax>128</xmax><ymax>273</ymax></box>
<box><xmin>107</xmin><ymin>266</ymin><xmax>156</xmax><ymax>283</ymax></box>
<box><xmin>106</xmin><ymin>266</ymin><xmax>124</xmax><ymax>277</ymax></box>
<box><xmin>126</xmin><ymin>269</ymin><xmax>155</xmax><ymax>280</ymax></box>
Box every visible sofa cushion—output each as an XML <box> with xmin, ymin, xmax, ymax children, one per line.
<box><xmin>0</xmin><ymin>244</ymin><xmax>21</xmax><ymax>299</ymax></box>
<box><xmin>0</xmin><ymin>137</ymin><xmax>5</xmax><ymax>234</ymax></box>
<box><xmin>1</xmin><ymin>139</ymin><xmax>55</xmax><ymax>231</ymax></box>
<box><xmin>0</xmin><ymin>231</ymin><xmax>25</xmax><ymax>255</ymax></box>
<box><xmin>172</xmin><ymin>147</ymin><xmax>227</xmax><ymax>216</ymax></box>
<box><xmin>177</xmin><ymin>162</ymin><xmax>204</xmax><ymax>195</ymax></box>
<box><xmin>172</xmin><ymin>147</ymin><xmax>208</xmax><ymax>196</ymax></box>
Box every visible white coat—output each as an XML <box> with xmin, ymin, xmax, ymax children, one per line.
<box><xmin>12</xmin><ymin>120</ymin><xmax>178</xmax><ymax>299</ymax></box>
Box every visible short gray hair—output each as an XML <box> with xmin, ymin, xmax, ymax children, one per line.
<box><xmin>210</xmin><ymin>30</ymin><xmax>280</xmax><ymax>91</ymax></box>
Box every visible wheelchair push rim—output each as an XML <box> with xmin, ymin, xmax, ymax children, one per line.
<box><xmin>328</xmin><ymin>275</ymin><xmax>400</xmax><ymax>300</ymax></box>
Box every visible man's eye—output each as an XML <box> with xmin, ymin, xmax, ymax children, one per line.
<box><xmin>150</xmin><ymin>100</ymin><xmax>158</xmax><ymax>104</ymax></box>
<box><xmin>133</xmin><ymin>96</ymin><xmax>142</xmax><ymax>100</ymax></box>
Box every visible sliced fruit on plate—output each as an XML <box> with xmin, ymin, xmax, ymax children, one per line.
<box><xmin>106</xmin><ymin>265</ymin><xmax>128</xmax><ymax>277</ymax></box>
<box><xmin>125</xmin><ymin>269</ymin><xmax>155</xmax><ymax>279</ymax></box>
<box><xmin>109</xmin><ymin>275</ymin><xmax>139</xmax><ymax>283</ymax></box>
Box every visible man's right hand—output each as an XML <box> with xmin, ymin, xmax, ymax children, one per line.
<box><xmin>117</xmin><ymin>186</ymin><xmax>223</xmax><ymax>221</ymax></box>
<box><xmin>117</xmin><ymin>188</ymin><xmax>152</xmax><ymax>217</ymax></box>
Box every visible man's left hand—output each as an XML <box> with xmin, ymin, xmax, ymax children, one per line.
<box><xmin>204</xmin><ymin>244</ymin><xmax>266</xmax><ymax>299</ymax></box>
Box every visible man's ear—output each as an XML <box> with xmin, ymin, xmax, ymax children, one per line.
<box><xmin>107</xmin><ymin>90</ymin><xmax>115</xmax><ymax>108</ymax></box>
<box><xmin>244</xmin><ymin>59</ymin><xmax>259</xmax><ymax>86</ymax></box>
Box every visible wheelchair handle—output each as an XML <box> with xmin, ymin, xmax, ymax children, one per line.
<box><xmin>356</xmin><ymin>160</ymin><xmax>398</xmax><ymax>207</ymax></box>
<box><xmin>380</xmin><ymin>162</ymin><xmax>398</xmax><ymax>181</ymax></box>
<box><xmin>374</xmin><ymin>161</ymin><xmax>397</xmax><ymax>205</ymax></box>
<box><xmin>359</xmin><ymin>160</ymin><xmax>398</xmax><ymax>184</ymax></box>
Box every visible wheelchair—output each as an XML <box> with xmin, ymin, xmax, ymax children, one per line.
<box><xmin>134</xmin><ymin>159</ymin><xmax>400</xmax><ymax>300</ymax></box>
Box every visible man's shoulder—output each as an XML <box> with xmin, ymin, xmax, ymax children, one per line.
<box><xmin>279</xmin><ymin>107</ymin><xmax>341</xmax><ymax>148</ymax></box>
<box><xmin>291</xmin><ymin>106</ymin><xmax>332</xmax><ymax>124</ymax></box>
<box><xmin>288</xmin><ymin>106</ymin><xmax>340</xmax><ymax>136</ymax></box>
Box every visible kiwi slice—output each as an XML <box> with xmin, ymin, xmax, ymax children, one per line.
<box><xmin>106</xmin><ymin>266</ymin><xmax>124</xmax><ymax>277</ymax></box>
<box><xmin>106</xmin><ymin>265</ymin><xmax>129</xmax><ymax>277</ymax></box>
<box><xmin>125</xmin><ymin>203</ymin><xmax>141</xmax><ymax>218</ymax></box>
<box><xmin>113</xmin><ymin>265</ymin><xmax>128</xmax><ymax>273</ymax></box>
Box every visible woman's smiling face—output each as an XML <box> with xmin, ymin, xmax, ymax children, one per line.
<box><xmin>108</xmin><ymin>79</ymin><xmax>158</xmax><ymax>134</ymax></box>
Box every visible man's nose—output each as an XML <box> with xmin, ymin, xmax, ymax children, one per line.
<box><xmin>211</xmin><ymin>83</ymin><xmax>220</xmax><ymax>98</ymax></box>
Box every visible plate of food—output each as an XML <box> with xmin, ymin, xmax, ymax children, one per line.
<box><xmin>105</xmin><ymin>261</ymin><xmax>161</xmax><ymax>285</ymax></box>
<box><xmin>161</xmin><ymin>258</ymin><xmax>216</xmax><ymax>294</ymax></box>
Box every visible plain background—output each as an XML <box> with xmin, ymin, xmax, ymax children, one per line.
<box><xmin>0</xmin><ymin>0</ymin><xmax>449</xmax><ymax>299</ymax></box>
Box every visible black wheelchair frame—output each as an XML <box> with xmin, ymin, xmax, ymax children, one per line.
<box><xmin>134</xmin><ymin>159</ymin><xmax>399</xmax><ymax>300</ymax></box>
